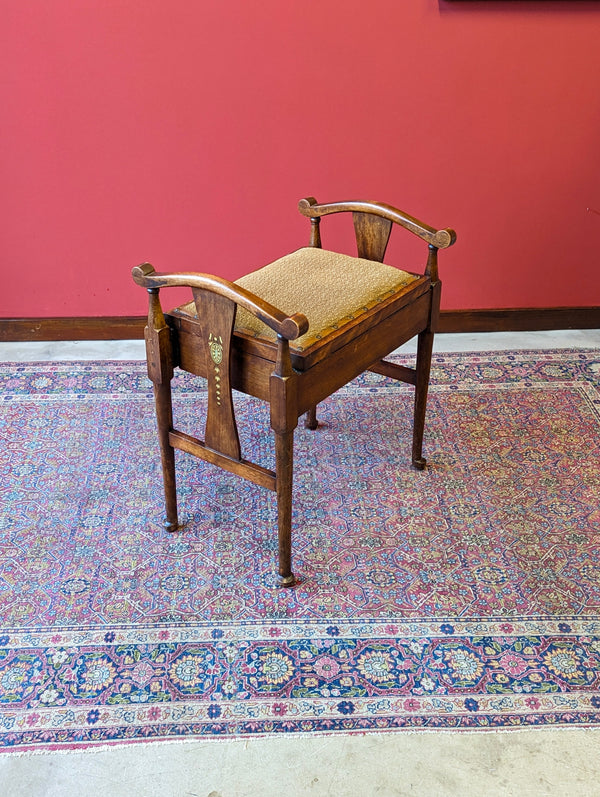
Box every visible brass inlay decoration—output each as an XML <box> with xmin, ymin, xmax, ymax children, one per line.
<box><xmin>208</xmin><ymin>333</ymin><xmax>223</xmax><ymax>405</ymax></box>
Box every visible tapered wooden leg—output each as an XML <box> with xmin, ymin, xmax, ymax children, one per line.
<box><xmin>153</xmin><ymin>381</ymin><xmax>179</xmax><ymax>531</ymax></box>
<box><xmin>412</xmin><ymin>328</ymin><xmax>434</xmax><ymax>470</ymax></box>
<box><xmin>275</xmin><ymin>430</ymin><xmax>295</xmax><ymax>587</ymax></box>
<box><xmin>304</xmin><ymin>405</ymin><xmax>318</xmax><ymax>430</ymax></box>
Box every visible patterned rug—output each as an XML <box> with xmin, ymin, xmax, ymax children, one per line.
<box><xmin>1</xmin><ymin>349</ymin><xmax>600</xmax><ymax>751</ymax></box>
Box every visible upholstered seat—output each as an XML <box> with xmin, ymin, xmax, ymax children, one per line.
<box><xmin>235</xmin><ymin>247</ymin><xmax>420</xmax><ymax>348</ymax></box>
<box><xmin>172</xmin><ymin>247</ymin><xmax>428</xmax><ymax>370</ymax></box>
<box><xmin>133</xmin><ymin>197</ymin><xmax>456</xmax><ymax>586</ymax></box>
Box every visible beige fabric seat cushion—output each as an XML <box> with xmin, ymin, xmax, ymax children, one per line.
<box><xmin>234</xmin><ymin>247</ymin><xmax>418</xmax><ymax>352</ymax></box>
<box><xmin>174</xmin><ymin>247</ymin><xmax>420</xmax><ymax>353</ymax></box>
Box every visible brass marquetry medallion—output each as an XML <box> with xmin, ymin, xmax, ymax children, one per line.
<box><xmin>209</xmin><ymin>333</ymin><xmax>223</xmax><ymax>365</ymax></box>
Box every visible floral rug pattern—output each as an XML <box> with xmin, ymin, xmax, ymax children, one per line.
<box><xmin>1</xmin><ymin>350</ymin><xmax>599</xmax><ymax>749</ymax></box>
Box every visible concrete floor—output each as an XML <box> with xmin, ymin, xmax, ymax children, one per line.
<box><xmin>1</xmin><ymin>330</ymin><xmax>600</xmax><ymax>797</ymax></box>
<box><xmin>1</xmin><ymin>729</ymin><xmax>600</xmax><ymax>797</ymax></box>
<box><xmin>2</xmin><ymin>328</ymin><xmax>600</xmax><ymax>361</ymax></box>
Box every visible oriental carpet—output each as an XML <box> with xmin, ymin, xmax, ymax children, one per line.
<box><xmin>0</xmin><ymin>349</ymin><xmax>599</xmax><ymax>751</ymax></box>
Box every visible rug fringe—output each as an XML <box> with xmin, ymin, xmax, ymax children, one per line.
<box><xmin>4</xmin><ymin>723</ymin><xmax>600</xmax><ymax>757</ymax></box>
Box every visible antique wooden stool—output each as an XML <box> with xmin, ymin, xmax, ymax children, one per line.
<box><xmin>132</xmin><ymin>197</ymin><xmax>456</xmax><ymax>586</ymax></box>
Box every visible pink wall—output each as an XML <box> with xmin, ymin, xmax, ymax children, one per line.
<box><xmin>2</xmin><ymin>0</ymin><xmax>600</xmax><ymax>318</ymax></box>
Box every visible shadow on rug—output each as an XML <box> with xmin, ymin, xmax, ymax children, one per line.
<box><xmin>1</xmin><ymin>349</ymin><xmax>599</xmax><ymax>749</ymax></box>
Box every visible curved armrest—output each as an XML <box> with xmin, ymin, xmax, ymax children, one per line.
<box><xmin>132</xmin><ymin>263</ymin><xmax>309</xmax><ymax>341</ymax></box>
<box><xmin>298</xmin><ymin>197</ymin><xmax>456</xmax><ymax>249</ymax></box>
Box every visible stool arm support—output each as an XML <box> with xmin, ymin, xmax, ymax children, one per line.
<box><xmin>298</xmin><ymin>197</ymin><xmax>456</xmax><ymax>250</ymax></box>
<box><xmin>132</xmin><ymin>263</ymin><xmax>309</xmax><ymax>341</ymax></box>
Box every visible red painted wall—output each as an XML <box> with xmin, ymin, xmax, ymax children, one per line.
<box><xmin>2</xmin><ymin>0</ymin><xmax>600</xmax><ymax>317</ymax></box>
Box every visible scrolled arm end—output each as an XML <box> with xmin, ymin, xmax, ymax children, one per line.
<box><xmin>298</xmin><ymin>197</ymin><xmax>319</xmax><ymax>216</ymax></box>
<box><xmin>279</xmin><ymin>312</ymin><xmax>309</xmax><ymax>341</ymax></box>
<box><xmin>132</xmin><ymin>263</ymin><xmax>158</xmax><ymax>287</ymax></box>
<box><xmin>431</xmin><ymin>228</ymin><xmax>457</xmax><ymax>249</ymax></box>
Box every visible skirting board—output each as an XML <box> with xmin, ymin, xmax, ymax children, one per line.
<box><xmin>1</xmin><ymin>308</ymin><xmax>599</xmax><ymax>342</ymax></box>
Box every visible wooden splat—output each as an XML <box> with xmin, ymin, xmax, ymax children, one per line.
<box><xmin>192</xmin><ymin>288</ymin><xmax>241</xmax><ymax>461</ymax></box>
<box><xmin>353</xmin><ymin>211</ymin><xmax>393</xmax><ymax>262</ymax></box>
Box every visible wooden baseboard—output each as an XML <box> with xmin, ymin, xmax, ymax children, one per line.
<box><xmin>0</xmin><ymin>317</ymin><xmax>147</xmax><ymax>342</ymax></box>
<box><xmin>438</xmin><ymin>307</ymin><xmax>600</xmax><ymax>334</ymax></box>
<box><xmin>0</xmin><ymin>308</ymin><xmax>599</xmax><ymax>342</ymax></box>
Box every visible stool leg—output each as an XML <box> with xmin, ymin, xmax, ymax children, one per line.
<box><xmin>275</xmin><ymin>430</ymin><xmax>295</xmax><ymax>587</ymax></box>
<box><xmin>153</xmin><ymin>381</ymin><xmax>179</xmax><ymax>531</ymax></box>
<box><xmin>412</xmin><ymin>328</ymin><xmax>434</xmax><ymax>470</ymax></box>
<box><xmin>304</xmin><ymin>405</ymin><xmax>318</xmax><ymax>430</ymax></box>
